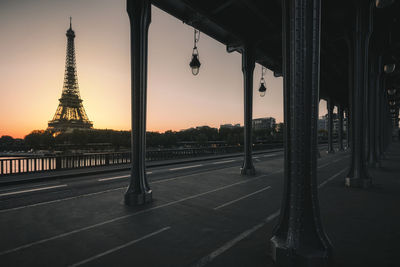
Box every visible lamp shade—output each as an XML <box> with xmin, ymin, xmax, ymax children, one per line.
<box><xmin>189</xmin><ymin>54</ymin><xmax>201</xmax><ymax>76</ymax></box>
<box><xmin>258</xmin><ymin>83</ymin><xmax>267</xmax><ymax>97</ymax></box>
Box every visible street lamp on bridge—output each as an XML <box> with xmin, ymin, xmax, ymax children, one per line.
<box><xmin>258</xmin><ymin>66</ymin><xmax>267</xmax><ymax>97</ymax></box>
<box><xmin>384</xmin><ymin>63</ymin><xmax>396</xmax><ymax>73</ymax></box>
<box><xmin>189</xmin><ymin>28</ymin><xmax>201</xmax><ymax>76</ymax></box>
<box><xmin>388</xmin><ymin>88</ymin><xmax>396</xmax><ymax>95</ymax></box>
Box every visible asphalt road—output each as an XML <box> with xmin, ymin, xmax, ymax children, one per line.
<box><xmin>0</xmin><ymin>148</ymin><xmax>351</xmax><ymax>267</ymax></box>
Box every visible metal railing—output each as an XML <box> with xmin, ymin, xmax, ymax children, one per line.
<box><xmin>0</xmin><ymin>143</ymin><xmax>283</xmax><ymax>176</ymax></box>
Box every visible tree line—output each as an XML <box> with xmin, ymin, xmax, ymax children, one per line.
<box><xmin>1</xmin><ymin>124</ymin><xmax>285</xmax><ymax>152</ymax></box>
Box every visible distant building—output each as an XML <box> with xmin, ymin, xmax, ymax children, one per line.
<box><xmin>319</xmin><ymin>114</ymin><xmax>347</xmax><ymax>133</ymax></box>
<box><xmin>219</xmin><ymin>123</ymin><xmax>241</xmax><ymax>129</ymax></box>
<box><xmin>252</xmin><ymin>117</ymin><xmax>276</xmax><ymax>130</ymax></box>
<box><xmin>318</xmin><ymin>115</ymin><xmax>328</xmax><ymax>131</ymax></box>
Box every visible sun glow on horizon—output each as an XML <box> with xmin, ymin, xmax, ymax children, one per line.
<box><xmin>0</xmin><ymin>0</ymin><xmax>298</xmax><ymax>140</ymax></box>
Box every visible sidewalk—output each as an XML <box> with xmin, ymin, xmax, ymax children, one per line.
<box><xmin>207</xmin><ymin>143</ymin><xmax>400</xmax><ymax>267</ymax></box>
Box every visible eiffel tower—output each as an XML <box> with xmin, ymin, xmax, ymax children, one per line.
<box><xmin>48</xmin><ymin>18</ymin><xmax>93</xmax><ymax>132</ymax></box>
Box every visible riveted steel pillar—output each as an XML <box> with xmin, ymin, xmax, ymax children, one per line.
<box><xmin>345</xmin><ymin>108</ymin><xmax>351</xmax><ymax>149</ymax></box>
<box><xmin>240</xmin><ymin>45</ymin><xmax>256</xmax><ymax>176</ymax></box>
<box><xmin>270</xmin><ymin>0</ymin><xmax>331</xmax><ymax>266</ymax></box>
<box><xmin>379</xmin><ymin>76</ymin><xmax>387</xmax><ymax>159</ymax></box>
<box><xmin>367</xmin><ymin>55</ymin><xmax>381</xmax><ymax>167</ymax></box>
<box><xmin>125</xmin><ymin>0</ymin><xmax>152</xmax><ymax>206</ymax></box>
<box><xmin>317</xmin><ymin>99</ymin><xmax>322</xmax><ymax>158</ymax></box>
<box><xmin>345</xmin><ymin>1</ymin><xmax>373</xmax><ymax>188</ymax></box>
<box><xmin>327</xmin><ymin>99</ymin><xmax>335</xmax><ymax>153</ymax></box>
<box><xmin>338</xmin><ymin>105</ymin><xmax>344</xmax><ymax>151</ymax></box>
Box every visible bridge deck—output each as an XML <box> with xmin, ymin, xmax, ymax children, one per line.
<box><xmin>0</xmin><ymin>144</ymin><xmax>399</xmax><ymax>266</ymax></box>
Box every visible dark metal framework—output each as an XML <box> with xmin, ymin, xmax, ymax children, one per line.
<box><xmin>124</xmin><ymin>0</ymin><xmax>400</xmax><ymax>265</ymax></box>
<box><xmin>48</xmin><ymin>19</ymin><xmax>93</xmax><ymax>131</ymax></box>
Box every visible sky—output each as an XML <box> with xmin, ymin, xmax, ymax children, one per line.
<box><xmin>0</xmin><ymin>0</ymin><xmax>328</xmax><ymax>139</ymax></box>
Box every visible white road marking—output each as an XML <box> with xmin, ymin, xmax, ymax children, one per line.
<box><xmin>192</xmin><ymin>168</ymin><xmax>347</xmax><ymax>267</ymax></box>
<box><xmin>318</xmin><ymin>162</ymin><xmax>331</xmax><ymax>169</ymax></box>
<box><xmin>0</xmin><ymin>184</ymin><xmax>68</xmax><ymax>197</ymax></box>
<box><xmin>98</xmin><ymin>175</ymin><xmax>129</xmax><ymax>182</ymax></box>
<box><xmin>0</xmin><ymin>187</ymin><xmax>126</xmax><ymax>214</ymax></box>
<box><xmin>169</xmin><ymin>164</ymin><xmax>203</xmax><ymax>171</ymax></box>
<box><xmin>0</xmin><ymin>155</ymin><xmax>348</xmax><ymax>257</ymax></box>
<box><xmin>0</xmin><ymin>166</ymin><xmax>240</xmax><ymax>213</ymax></box>
<box><xmin>0</xmin><ymin>182</ymin><xmax>62</xmax><ymax>193</ymax></box>
<box><xmin>150</xmin><ymin>165</ymin><xmax>239</xmax><ymax>184</ymax></box>
<box><xmin>0</xmin><ymin>172</ymin><xmax>279</xmax><ymax>256</ymax></box>
<box><xmin>212</xmin><ymin>159</ymin><xmax>236</xmax><ymax>165</ymax></box>
<box><xmin>318</xmin><ymin>169</ymin><xmax>347</xmax><ymax>188</ymax></box>
<box><xmin>98</xmin><ymin>172</ymin><xmax>151</xmax><ymax>182</ymax></box>
<box><xmin>69</xmin><ymin>226</ymin><xmax>171</xmax><ymax>267</ymax></box>
<box><xmin>192</xmin><ymin>211</ymin><xmax>280</xmax><ymax>267</ymax></box>
<box><xmin>253</xmin><ymin>156</ymin><xmax>260</xmax><ymax>159</ymax></box>
<box><xmin>263</xmin><ymin>154</ymin><xmax>277</xmax><ymax>157</ymax></box>
<box><xmin>213</xmin><ymin>186</ymin><xmax>271</xmax><ymax>210</ymax></box>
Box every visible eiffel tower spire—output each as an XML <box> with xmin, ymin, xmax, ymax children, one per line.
<box><xmin>48</xmin><ymin>18</ymin><xmax>93</xmax><ymax>132</ymax></box>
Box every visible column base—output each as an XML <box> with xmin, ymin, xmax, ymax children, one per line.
<box><xmin>271</xmin><ymin>236</ymin><xmax>331</xmax><ymax>267</ymax></box>
<box><xmin>344</xmin><ymin>177</ymin><xmax>372</xmax><ymax>188</ymax></box>
<box><xmin>240</xmin><ymin>166</ymin><xmax>256</xmax><ymax>176</ymax></box>
<box><xmin>124</xmin><ymin>190</ymin><xmax>153</xmax><ymax>206</ymax></box>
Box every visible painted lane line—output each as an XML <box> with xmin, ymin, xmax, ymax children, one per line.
<box><xmin>212</xmin><ymin>159</ymin><xmax>236</xmax><ymax>165</ymax></box>
<box><xmin>69</xmin><ymin>226</ymin><xmax>171</xmax><ymax>267</ymax></box>
<box><xmin>0</xmin><ymin>184</ymin><xmax>68</xmax><ymax>197</ymax></box>
<box><xmin>0</xmin><ymin>172</ymin><xmax>280</xmax><ymax>256</ymax></box>
<box><xmin>193</xmin><ymin>168</ymin><xmax>347</xmax><ymax>267</ymax></box>
<box><xmin>253</xmin><ymin>156</ymin><xmax>260</xmax><ymax>159</ymax></box>
<box><xmin>0</xmin><ymin>187</ymin><xmax>126</xmax><ymax>214</ymax></box>
<box><xmin>169</xmin><ymin>164</ymin><xmax>203</xmax><ymax>171</ymax></box>
<box><xmin>0</xmin><ymin>154</ymin><xmax>345</xmax><ymax>214</ymax></box>
<box><xmin>98</xmin><ymin>175</ymin><xmax>129</xmax><ymax>182</ymax></box>
<box><xmin>318</xmin><ymin>162</ymin><xmax>331</xmax><ymax>169</ymax></box>
<box><xmin>0</xmin><ymin>182</ymin><xmax>62</xmax><ymax>193</ymax></box>
<box><xmin>98</xmin><ymin>172</ymin><xmax>152</xmax><ymax>182</ymax></box>
<box><xmin>318</xmin><ymin>154</ymin><xmax>350</xmax><ymax>169</ymax></box>
<box><xmin>263</xmin><ymin>154</ymin><xmax>277</xmax><ymax>157</ymax></box>
<box><xmin>192</xmin><ymin>211</ymin><xmax>280</xmax><ymax>267</ymax></box>
<box><xmin>150</xmin><ymin>165</ymin><xmax>239</xmax><ymax>184</ymax></box>
<box><xmin>0</xmin><ymin>166</ymin><xmax>240</xmax><ymax>213</ymax></box>
<box><xmin>0</xmin><ymin>153</ymin><xmax>347</xmax><ymax>211</ymax></box>
<box><xmin>318</xmin><ymin>168</ymin><xmax>347</xmax><ymax>188</ymax></box>
<box><xmin>213</xmin><ymin>186</ymin><xmax>271</xmax><ymax>210</ymax></box>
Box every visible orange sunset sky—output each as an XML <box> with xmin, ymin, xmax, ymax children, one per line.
<box><xmin>0</xmin><ymin>0</ymin><xmax>328</xmax><ymax>139</ymax></box>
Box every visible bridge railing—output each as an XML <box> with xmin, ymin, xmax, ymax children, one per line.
<box><xmin>0</xmin><ymin>143</ymin><xmax>283</xmax><ymax>176</ymax></box>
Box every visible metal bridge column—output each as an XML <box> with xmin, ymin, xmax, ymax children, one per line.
<box><xmin>327</xmin><ymin>99</ymin><xmax>335</xmax><ymax>153</ymax></box>
<box><xmin>345</xmin><ymin>1</ymin><xmax>373</xmax><ymax>188</ymax></box>
<box><xmin>338</xmin><ymin>105</ymin><xmax>344</xmax><ymax>151</ymax></box>
<box><xmin>345</xmin><ymin>108</ymin><xmax>351</xmax><ymax>149</ymax></box>
<box><xmin>270</xmin><ymin>0</ymin><xmax>331</xmax><ymax>266</ymax></box>
<box><xmin>379</xmin><ymin>76</ymin><xmax>387</xmax><ymax>159</ymax></box>
<box><xmin>240</xmin><ymin>45</ymin><xmax>256</xmax><ymax>175</ymax></box>
<box><xmin>125</xmin><ymin>0</ymin><xmax>152</xmax><ymax>206</ymax></box>
<box><xmin>367</xmin><ymin>54</ymin><xmax>381</xmax><ymax>167</ymax></box>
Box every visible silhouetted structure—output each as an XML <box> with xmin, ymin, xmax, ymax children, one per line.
<box><xmin>126</xmin><ymin>0</ymin><xmax>400</xmax><ymax>265</ymax></box>
<box><xmin>48</xmin><ymin>18</ymin><xmax>93</xmax><ymax>132</ymax></box>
